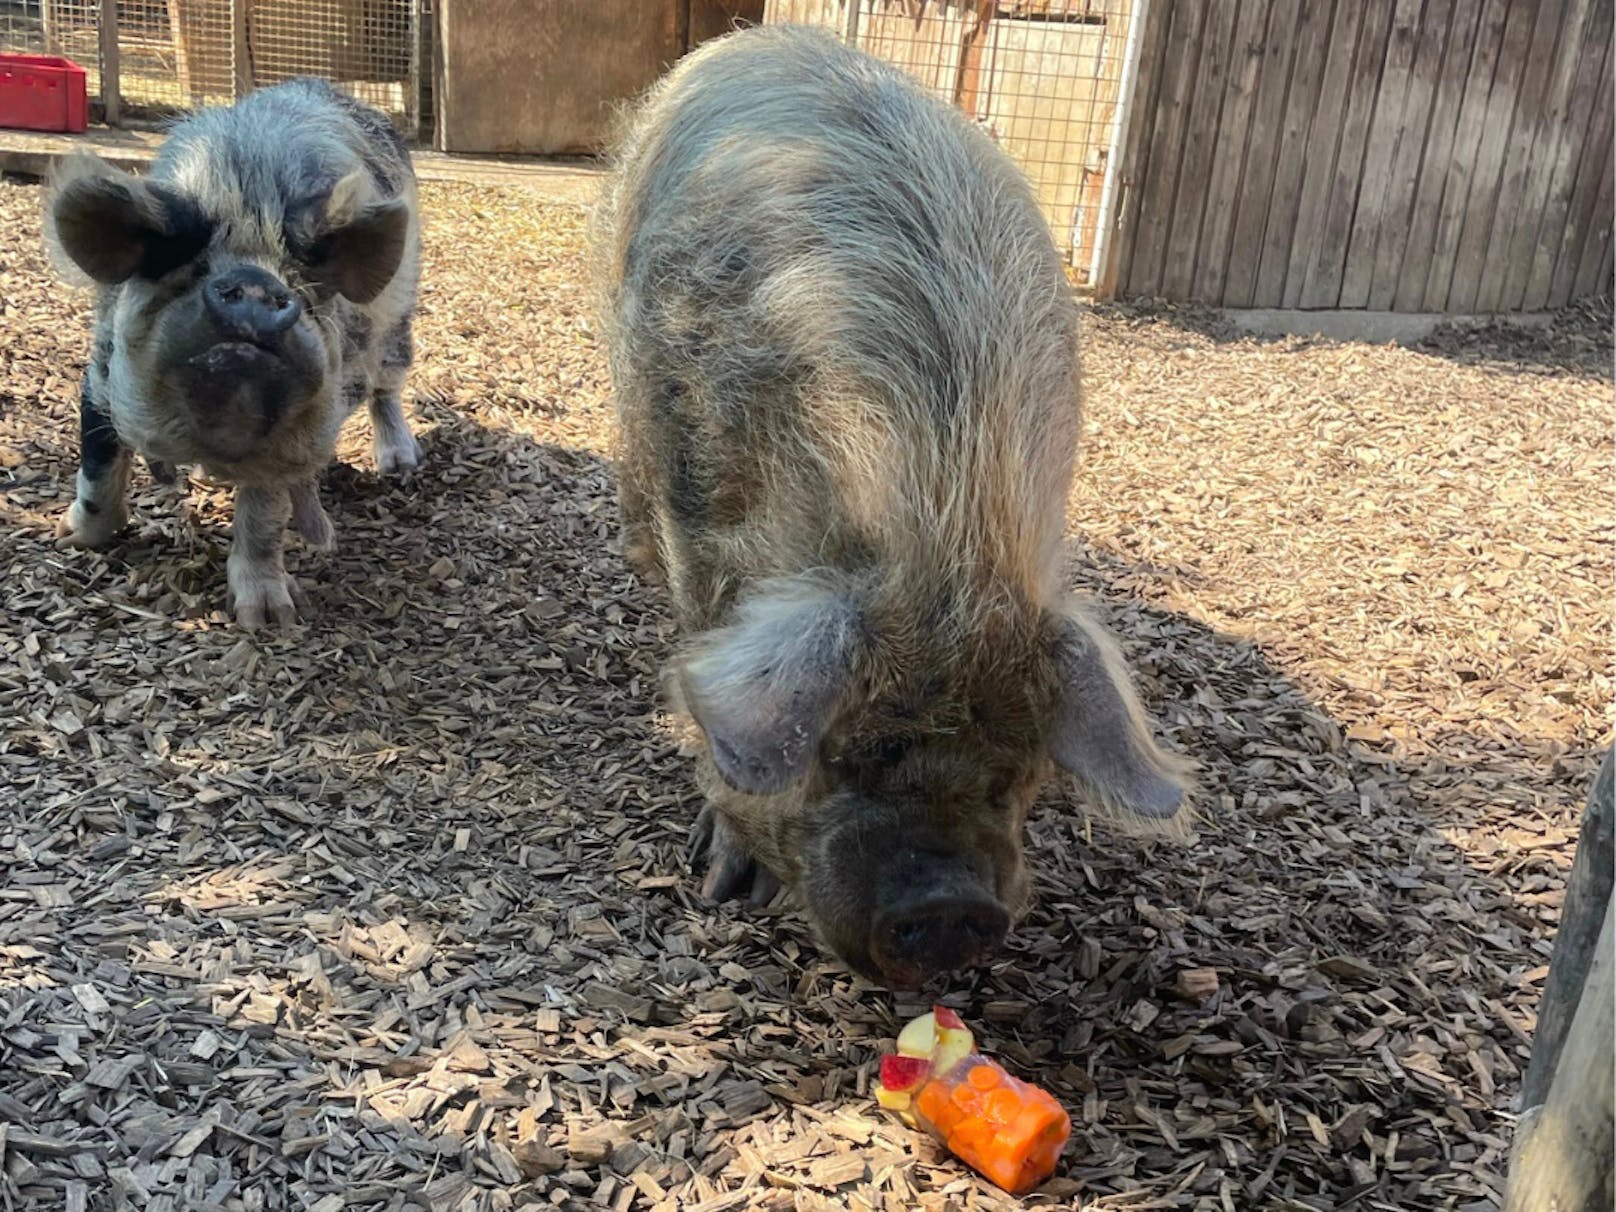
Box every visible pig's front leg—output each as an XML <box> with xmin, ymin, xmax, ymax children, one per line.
<box><xmin>289</xmin><ymin>478</ymin><xmax>334</xmax><ymax>551</ymax></box>
<box><xmin>227</xmin><ymin>483</ymin><xmax>298</xmax><ymax>628</ymax></box>
<box><xmin>690</xmin><ymin>804</ymin><xmax>781</xmax><ymax>907</ymax></box>
<box><xmin>56</xmin><ymin>385</ymin><xmax>132</xmax><ymax>548</ymax></box>
<box><xmin>369</xmin><ymin>318</ymin><xmax>419</xmax><ymax>474</ymax></box>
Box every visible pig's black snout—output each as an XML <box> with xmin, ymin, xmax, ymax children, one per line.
<box><xmin>203</xmin><ymin>265</ymin><xmax>302</xmax><ymax>345</ymax></box>
<box><xmin>870</xmin><ymin>894</ymin><xmax>1010</xmax><ymax>989</ymax></box>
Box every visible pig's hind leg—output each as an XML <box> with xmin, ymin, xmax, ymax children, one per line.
<box><xmin>227</xmin><ymin>483</ymin><xmax>299</xmax><ymax>628</ymax></box>
<box><xmin>289</xmin><ymin>478</ymin><xmax>335</xmax><ymax>551</ymax></box>
<box><xmin>369</xmin><ymin>316</ymin><xmax>420</xmax><ymax>474</ymax></box>
<box><xmin>690</xmin><ymin>804</ymin><xmax>781</xmax><ymax>907</ymax></box>
<box><xmin>56</xmin><ymin>383</ymin><xmax>132</xmax><ymax>549</ymax></box>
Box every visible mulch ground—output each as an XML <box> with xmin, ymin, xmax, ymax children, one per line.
<box><xmin>0</xmin><ymin>175</ymin><xmax>1610</xmax><ymax>1212</ymax></box>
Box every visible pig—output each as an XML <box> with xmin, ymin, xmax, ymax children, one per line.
<box><xmin>45</xmin><ymin>78</ymin><xmax>421</xmax><ymax>627</ymax></box>
<box><xmin>595</xmin><ymin>25</ymin><xmax>1192</xmax><ymax>989</ymax></box>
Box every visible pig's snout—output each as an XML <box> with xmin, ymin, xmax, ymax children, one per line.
<box><xmin>870</xmin><ymin>893</ymin><xmax>1010</xmax><ymax>989</ymax></box>
<box><xmin>203</xmin><ymin>265</ymin><xmax>302</xmax><ymax>346</ymax></box>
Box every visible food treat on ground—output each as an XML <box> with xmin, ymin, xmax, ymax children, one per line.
<box><xmin>874</xmin><ymin>1006</ymin><xmax>1071</xmax><ymax>1195</ymax></box>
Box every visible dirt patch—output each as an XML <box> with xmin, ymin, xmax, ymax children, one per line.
<box><xmin>1</xmin><ymin>177</ymin><xmax>1610</xmax><ymax>1211</ymax></box>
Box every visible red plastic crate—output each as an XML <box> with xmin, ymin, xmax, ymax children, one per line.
<box><xmin>0</xmin><ymin>54</ymin><xmax>89</xmax><ymax>134</ymax></box>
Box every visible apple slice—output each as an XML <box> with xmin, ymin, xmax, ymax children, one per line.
<box><xmin>880</xmin><ymin>1053</ymin><xmax>931</xmax><ymax>1092</ymax></box>
<box><xmin>875</xmin><ymin>1085</ymin><xmax>913</xmax><ymax>1112</ymax></box>
<box><xmin>896</xmin><ymin>1012</ymin><xmax>938</xmax><ymax>1059</ymax></box>
<box><xmin>931</xmin><ymin>1005</ymin><xmax>975</xmax><ymax>1075</ymax></box>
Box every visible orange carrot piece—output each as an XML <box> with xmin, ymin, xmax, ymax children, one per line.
<box><xmin>984</xmin><ymin>1086</ymin><xmax>1021</xmax><ymax>1123</ymax></box>
<box><xmin>916</xmin><ymin>1083</ymin><xmax>949</xmax><ymax>1125</ymax></box>
<box><xmin>948</xmin><ymin>1116</ymin><xmax>993</xmax><ymax>1152</ymax></box>
<box><xmin>967</xmin><ymin>1064</ymin><xmax>1000</xmax><ymax>1091</ymax></box>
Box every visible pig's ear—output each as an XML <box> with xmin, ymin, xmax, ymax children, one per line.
<box><xmin>46</xmin><ymin>153</ymin><xmax>210</xmax><ymax>285</ymax></box>
<box><xmin>307</xmin><ymin>171</ymin><xmax>410</xmax><ymax>303</ymax></box>
<box><xmin>1048</xmin><ymin>606</ymin><xmax>1190</xmax><ymax>819</ymax></box>
<box><xmin>679</xmin><ymin>581</ymin><xmax>864</xmax><ymax>795</ymax></box>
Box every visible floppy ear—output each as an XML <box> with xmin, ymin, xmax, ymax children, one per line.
<box><xmin>304</xmin><ymin>171</ymin><xmax>410</xmax><ymax>303</ymax></box>
<box><xmin>46</xmin><ymin>153</ymin><xmax>210</xmax><ymax>285</ymax></box>
<box><xmin>678</xmin><ymin>580</ymin><xmax>864</xmax><ymax>795</ymax></box>
<box><xmin>1048</xmin><ymin>606</ymin><xmax>1190</xmax><ymax>819</ymax></box>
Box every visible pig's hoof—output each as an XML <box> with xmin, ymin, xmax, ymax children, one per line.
<box><xmin>692</xmin><ymin>807</ymin><xmax>781</xmax><ymax>907</ymax></box>
<box><xmin>374</xmin><ymin>431</ymin><xmax>421</xmax><ymax>475</ymax></box>
<box><xmin>229</xmin><ymin>569</ymin><xmax>301</xmax><ymax>630</ymax></box>
<box><xmin>55</xmin><ymin>500</ymin><xmax>127</xmax><ymax>549</ymax></box>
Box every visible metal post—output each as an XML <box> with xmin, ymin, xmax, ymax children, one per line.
<box><xmin>843</xmin><ymin>0</ymin><xmax>860</xmax><ymax>45</ymax></box>
<box><xmin>98</xmin><ymin>0</ymin><xmax>120</xmax><ymax>125</ymax></box>
<box><xmin>1088</xmin><ymin>0</ymin><xmax>1149</xmax><ymax>288</ymax></box>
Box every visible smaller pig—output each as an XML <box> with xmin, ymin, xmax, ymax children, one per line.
<box><xmin>45</xmin><ymin>78</ymin><xmax>422</xmax><ymax>627</ymax></box>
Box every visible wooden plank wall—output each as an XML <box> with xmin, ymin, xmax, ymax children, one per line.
<box><xmin>1113</xmin><ymin>0</ymin><xmax>1615</xmax><ymax>311</ymax></box>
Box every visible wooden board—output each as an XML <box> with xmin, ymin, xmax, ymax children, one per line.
<box><xmin>167</xmin><ymin>0</ymin><xmax>234</xmax><ymax>104</ymax></box>
<box><xmin>1392</xmin><ymin>0</ymin><xmax>1487</xmax><ymax>311</ymax></box>
<box><xmin>1122</xmin><ymin>0</ymin><xmax>1207</xmax><ymax>296</ymax></box>
<box><xmin>1573</xmin><ymin>127</ymin><xmax>1616</xmax><ymax>298</ymax></box>
<box><xmin>1472</xmin><ymin>0</ymin><xmax>1583</xmax><ymax>311</ymax></box>
<box><xmin>1222</xmin><ymin>0</ymin><xmax>1301</xmax><ymax>306</ymax></box>
<box><xmin>1446</xmin><ymin>0</ymin><xmax>1540</xmax><ymax>310</ymax></box>
<box><xmin>1525</xmin><ymin>10</ymin><xmax>1613</xmax><ymax>309</ymax></box>
<box><xmin>1252</xmin><ymin>0</ymin><xmax>1336</xmax><ymax>307</ymax></box>
<box><xmin>1420</xmin><ymin>0</ymin><xmax>1513</xmax><ymax>309</ymax></box>
<box><xmin>1190</xmin><ymin>0</ymin><xmax>1270</xmax><ymax>305</ymax></box>
<box><xmin>1300</xmin><ymin>0</ymin><xmax>1394</xmax><ymax>308</ymax></box>
<box><xmin>1338</xmin><ymin>0</ymin><xmax>1423</xmax><ymax>309</ymax></box>
<box><xmin>691</xmin><ymin>0</ymin><xmax>767</xmax><ymax>45</ymax></box>
<box><xmin>1098</xmin><ymin>0</ymin><xmax>1169</xmax><ymax>297</ymax></box>
<box><xmin>1282</xmin><ymin>0</ymin><xmax>1367</xmax><ymax>307</ymax></box>
<box><xmin>1159</xmin><ymin>0</ymin><xmax>1238</xmax><ymax>300</ymax></box>
<box><xmin>1363</xmin><ymin>0</ymin><xmax>1454</xmax><ymax>310</ymax></box>
<box><xmin>1496</xmin><ymin>0</ymin><xmax>1599</xmax><ymax>308</ymax></box>
<box><xmin>435</xmin><ymin>0</ymin><xmax>682</xmax><ymax>154</ymax></box>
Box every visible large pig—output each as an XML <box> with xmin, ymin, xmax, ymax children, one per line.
<box><xmin>597</xmin><ymin>26</ymin><xmax>1191</xmax><ymax>989</ymax></box>
<box><xmin>46</xmin><ymin>79</ymin><xmax>421</xmax><ymax>627</ymax></box>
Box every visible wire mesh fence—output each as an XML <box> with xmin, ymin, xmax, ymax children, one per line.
<box><xmin>0</xmin><ymin>0</ymin><xmax>419</xmax><ymax>131</ymax></box>
<box><xmin>0</xmin><ymin>1</ymin><xmax>102</xmax><ymax>101</ymax></box>
<box><xmin>765</xmin><ymin>0</ymin><xmax>1140</xmax><ymax>281</ymax></box>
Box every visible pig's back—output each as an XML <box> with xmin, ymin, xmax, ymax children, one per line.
<box><xmin>603</xmin><ymin>25</ymin><xmax>1080</xmax><ymax>613</ymax></box>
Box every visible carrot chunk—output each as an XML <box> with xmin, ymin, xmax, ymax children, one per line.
<box><xmin>967</xmin><ymin>1064</ymin><xmax>1000</xmax><ymax>1091</ymax></box>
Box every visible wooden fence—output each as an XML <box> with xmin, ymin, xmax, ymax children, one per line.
<box><xmin>1109</xmin><ymin>0</ymin><xmax>1615</xmax><ymax>312</ymax></box>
